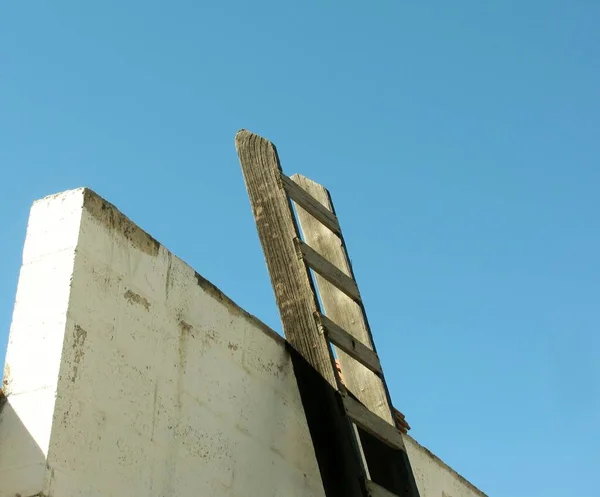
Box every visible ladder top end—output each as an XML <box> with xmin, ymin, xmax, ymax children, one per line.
<box><xmin>235</xmin><ymin>129</ymin><xmax>277</xmax><ymax>155</ymax></box>
<box><xmin>235</xmin><ymin>128</ymin><xmax>269</xmax><ymax>142</ymax></box>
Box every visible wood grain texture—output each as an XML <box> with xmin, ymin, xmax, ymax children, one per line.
<box><xmin>236</xmin><ymin>133</ymin><xmax>419</xmax><ymax>497</ymax></box>
<box><xmin>290</xmin><ymin>174</ymin><xmax>394</xmax><ymax>423</ymax></box>
<box><xmin>317</xmin><ymin>313</ymin><xmax>383</xmax><ymax>376</ymax></box>
<box><xmin>291</xmin><ymin>174</ymin><xmax>422</xmax><ymax>497</ymax></box>
<box><xmin>295</xmin><ymin>238</ymin><xmax>362</xmax><ymax>302</ymax></box>
<box><xmin>235</xmin><ymin>131</ymin><xmax>336</xmax><ymax>387</ymax></box>
<box><xmin>280</xmin><ymin>173</ymin><xmax>342</xmax><ymax>236</ymax></box>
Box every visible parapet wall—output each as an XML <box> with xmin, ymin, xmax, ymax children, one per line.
<box><xmin>0</xmin><ymin>188</ymin><xmax>486</xmax><ymax>497</ymax></box>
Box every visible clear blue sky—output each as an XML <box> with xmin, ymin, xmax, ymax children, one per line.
<box><xmin>1</xmin><ymin>1</ymin><xmax>598</xmax><ymax>495</ymax></box>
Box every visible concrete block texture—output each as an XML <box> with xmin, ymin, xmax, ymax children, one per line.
<box><xmin>0</xmin><ymin>188</ymin><xmax>486</xmax><ymax>497</ymax></box>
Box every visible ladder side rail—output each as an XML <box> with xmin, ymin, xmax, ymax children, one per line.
<box><xmin>235</xmin><ymin>131</ymin><xmax>336</xmax><ymax>386</ymax></box>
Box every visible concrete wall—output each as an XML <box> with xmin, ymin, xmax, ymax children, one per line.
<box><xmin>405</xmin><ymin>437</ymin><xmax>486</xmax><ymax>497</ymax></box>
<box><xmin>0</xmin><ymin>188</ymin><xmax>486</xmax><ymax>497</ymax></box>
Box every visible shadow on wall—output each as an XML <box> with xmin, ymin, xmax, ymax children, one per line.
<box><xmin>0</xmin><ymin>389</ymin><xmax>47</xmax><ymax>497</ymax></box>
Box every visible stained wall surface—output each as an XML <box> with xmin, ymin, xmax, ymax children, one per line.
<box><xmin>0</xmin><ymin>188</ymin><xmax>486</xmax><ymax>497</ymax></box>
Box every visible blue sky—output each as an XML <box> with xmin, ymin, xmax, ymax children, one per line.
<box><xmin>1</xmin><ymin>1</ymin><xmax>599</xmax><ymax>495</ymax></box>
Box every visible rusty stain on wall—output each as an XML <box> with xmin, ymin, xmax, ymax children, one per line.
<box><xmin>178</xmin><ymin>320</ymin><xmax>194</xmax><ymax>373</ymax></box>
<box><xmin>165</xmin><ymin>254</ymin><xmax>174</xmax><ymax>298</ymax></box>
<box><xmin>83</xmin><ymin>189</ymin><xmax>160</xmax><ymax>257</ymax></box>
<box><xmin>2</xmin><ymin>363</ymin><xmax>10</xmax><ymax>395</ymax></box>
<box><xmin>124</xmin><ymin>290</ymin><xmax>151</xmax><ymax>311</ymax></box>
<box><xmin>71</xmin><ymin>324</ymin><xmax>88</xmax><ymax>383</ymax></box>
<box><xmin>0</xmin><ymin>389</ymin><xmax>6</xmax><ymax>416</ymax></box>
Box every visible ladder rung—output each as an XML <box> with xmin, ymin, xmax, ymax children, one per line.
<box><xmin>280</xmin><ymin>174</ymin><xmax>342</xmax><ymax>236</ymax></box>
<box><xmin>342</xmin><ymin>394</ymin><xmax>405</xmax><ymax>451</ymax></box>
<box><xmin>316</xmin><ymin>313</ymin><xmax>382</xmax><ymax>376</ymax></box>
<box><xmin>294</xmin><ymin>239</ymin><xmax>361</xmax><ymax>302</ymax></box>
<box><xmin>365</xmin><ymin>480</ymin><xmax>401</xmax><ymax>497</ymax></box>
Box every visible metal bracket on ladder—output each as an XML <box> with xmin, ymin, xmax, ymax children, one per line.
<box><xmin>235</xmin><ymin>130</ymin><xmax>421</xmax><ymax>497</ymax></box>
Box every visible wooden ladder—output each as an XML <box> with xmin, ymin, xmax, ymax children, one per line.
<box><xmin>236</xmin><ymin>130</ymin><xmax>421</xmax><ymax>497</ymax></box>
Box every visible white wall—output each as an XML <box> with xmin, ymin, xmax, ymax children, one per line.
<box><xmin>405</xmin><ymin>436</ymin><xmax>487</xmax><ymax>497</ymax></box>
<box><xmin>1</xmin><ymin>188</ymin><xmax>324</xmax><ymax>497</ymax></box>
<box><xmin>0</xmin><ymin>188</ymin><xmax>486</xmax><ymax>497</ymax></box>
<box><xmin>0</xmin><ymin>190</ymin><xmax>85</xmax><ymax>497</ymax></box>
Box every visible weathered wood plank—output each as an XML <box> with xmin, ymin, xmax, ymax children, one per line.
<box><xmin>316</xmin><ymin>313</ymin><xmax>383</xmax><ymax>376</ymax></box>
<box><xmin>342</xmin><ymin>394</ymin><xmax>405</xmax><ymax>451</ymax></box>
<box><xmin>295</xmin><ymin>238</ymin><xmax>362</xmax><ymax>302</ymax></box>
<box><xmin>236</xmin><ymin>130</ymin><xmax>372</xmax><ymax>497</ymax></box>
<box><xmin>234</xmin><ymin>131</ymin><xmax>336</xmax><ymax>387</ymax></box>
<box><xmin>292</xmin><ymin>174</ymin><xmax>422</xmax><ymax>497</ymax></box>
<box><xmin>290</xmin><ymin>174</ymin><xmax>394</xmax><ymax>423</ymax></box>
<box><xmin>280</xmin><ymin>173</ymin><xmax>342</xmax><ymax>236</ymax></box>
<box><xmin>365</xmin><ymin>480</ymin><xmax>400</xmax><ymax>497</ymax></box>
